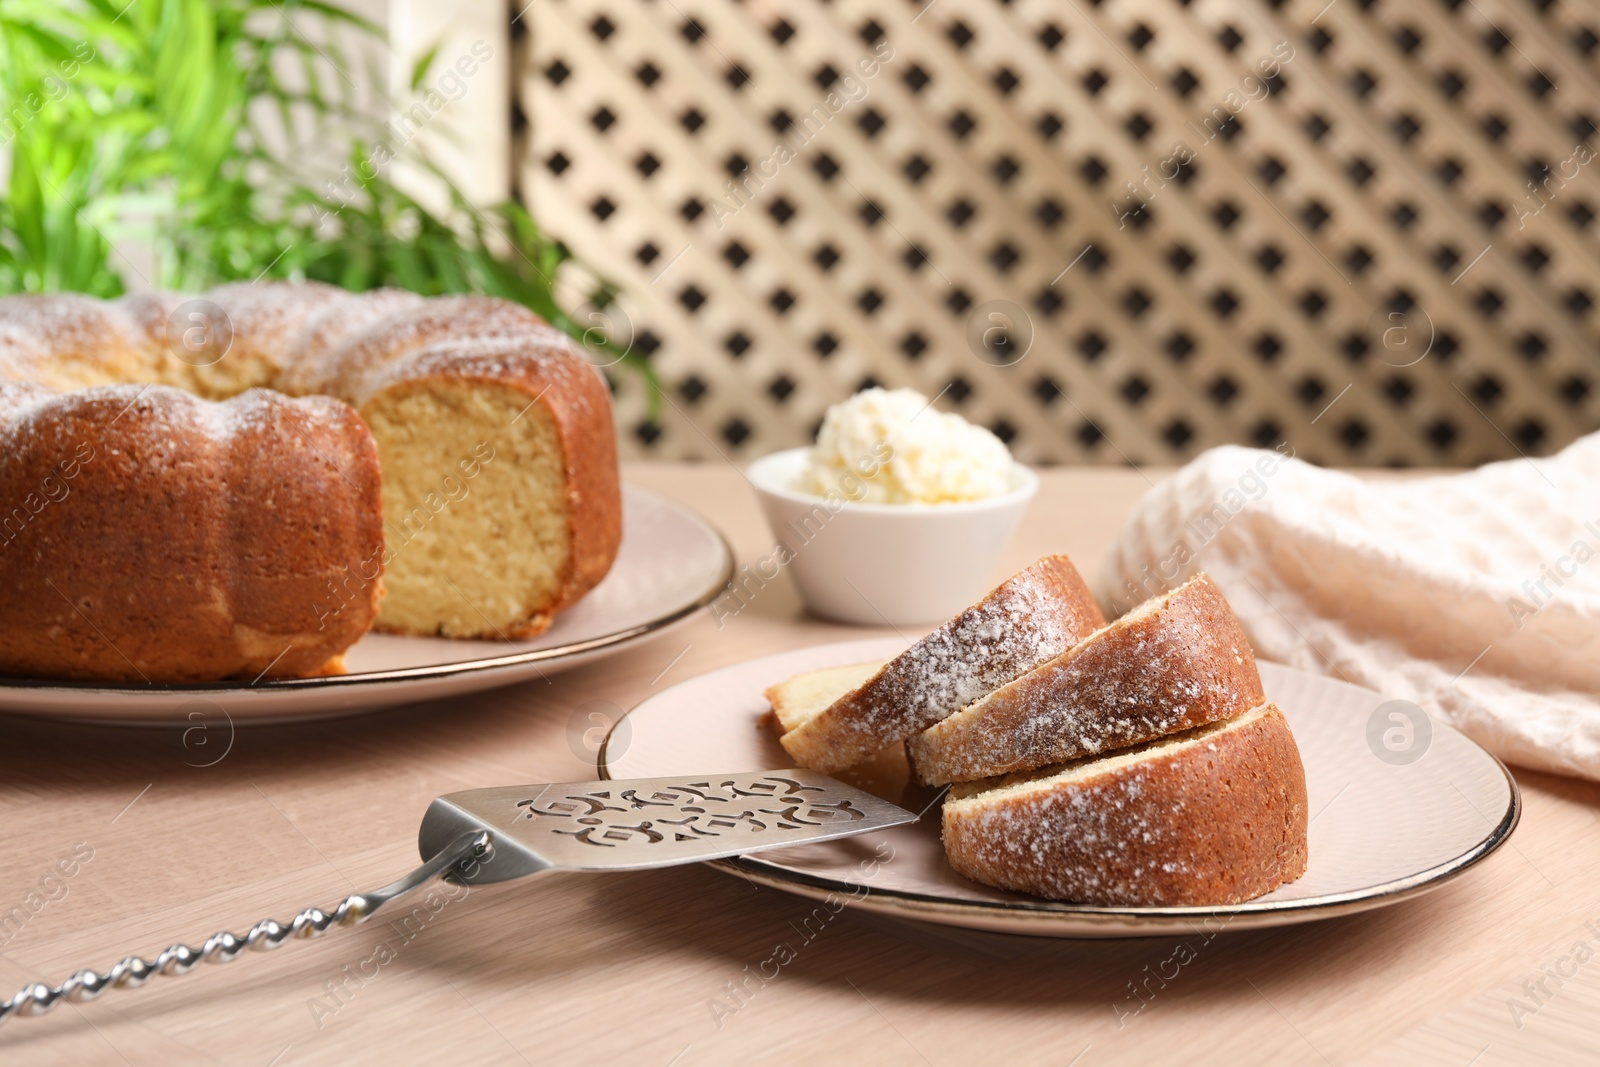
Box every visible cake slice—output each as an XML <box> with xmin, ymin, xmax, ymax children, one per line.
<box><xmin>778</xmin><ymin>555</ymin><xmax>1106</xmax><ymax>773</ymax></box>
<box><xmin>908</xmin><ymin>574</ymin><xmax>1262</xmax><ymax>784</ymax></box>
<box><xmin>766</xmin><ymin>660</ymin><xmax>886</xmax><ymax>734</ymax></box>
<box><xmin>942</xmin><ymin>704</ymin><xmax>1308</xmax><ymax>905</ymax></box>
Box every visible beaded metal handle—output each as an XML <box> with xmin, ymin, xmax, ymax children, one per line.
<box><xmin>0</xmin><ymin>829</ymin><xmax>492</xmax><ymax>1025</ymax></box>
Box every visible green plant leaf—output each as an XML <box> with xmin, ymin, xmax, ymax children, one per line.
<box><xmin>0</xmin><ymin>0</ymin><xmax>658</xmax><ymax>407</ymax></box>
<box><xmin>409</xmin><ymin>41</ymin><xmax>441</xmax><ymax>90</ymax></box>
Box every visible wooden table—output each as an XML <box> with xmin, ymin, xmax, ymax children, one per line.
<box><xmin>2</xmin><ymin>463</ymin><xmax>1596</xmax><ymax>1066</ymax></box>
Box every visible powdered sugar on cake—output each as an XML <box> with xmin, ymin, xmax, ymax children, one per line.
<box><xmin>853</xmin><ymin>563</ymin><xmax>1092</xmax><ymax>731</ymax></box>
<box><xmin>776</xmin><ymin>555</ymin><xmax>1108</xmax><ymax>772</ymax></box>
<box><xmin>941</xmin><ymin>705</ymin><xmax>1307</xmax><ymax>905</ymax></box>
<box><xmin>953</xmin><ymin>769</ymin><xmax>1189</xmax><ymax>901</ymax></box>
<box><xmin>910</xmin><ymin>574</ymin><xmax>1264</xmax><ymax>783</ymax></box>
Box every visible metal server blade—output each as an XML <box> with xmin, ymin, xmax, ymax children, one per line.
<box><xmin>0</xmin><ymin>769</ymin><xmax>914</xmax><ymax>1024</ymax></box>
<box><xmin>417</xmin><ymin>768</ymin><xmax>917</xmax><ymax>883</ymax></box>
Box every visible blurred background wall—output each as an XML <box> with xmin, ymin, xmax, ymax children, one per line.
<box><xmin>512</xmin><ymin>0</ymin><xmax>1600</xmax><ymax>468</ymax></box>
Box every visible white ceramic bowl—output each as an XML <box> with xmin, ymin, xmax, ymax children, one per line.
<box><xmin>745</xmin><ymin>447</ymin><xmax>1039</xmax><ymax>626</ymax></box>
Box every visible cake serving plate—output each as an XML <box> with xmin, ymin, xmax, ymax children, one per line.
<box><xmin>0</xmin><ymin>486</ymin><xmax>733</xmax><ymax>725</ymax></box>
<box><xmin>601</xmin><ymin>637</ymin><xmax>1521</xmax><ymax>938</ymax></box>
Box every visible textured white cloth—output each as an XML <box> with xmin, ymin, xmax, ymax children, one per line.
<box><xmin>1097</xmin><ymin>437</ymin><xmax>1600</xmax><ymax>780</ymax></box>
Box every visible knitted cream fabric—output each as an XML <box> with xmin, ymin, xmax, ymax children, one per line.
<box><xmin>1097</xmin><ymin>438</ymin><xmax>1600</xmax><ymax>781</ymax></box>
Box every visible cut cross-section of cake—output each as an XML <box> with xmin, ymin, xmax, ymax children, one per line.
<box><xmin>765</xmin><ymin>661</ymin><xmax>886</xmax><ymax>735</ymax></box>
<box><xmin>942</xmin><ymin>704</ymin><xmax>1308</xmax><ymax>905</ymax></box>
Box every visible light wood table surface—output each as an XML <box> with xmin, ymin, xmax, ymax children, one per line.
<box><xmin>1</xmin><ymin>462</ymin><xmax>1597</xmax><ymax>1067</ymax></box>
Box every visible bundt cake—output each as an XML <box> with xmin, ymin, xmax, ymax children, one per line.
<box><xmin>0</xmin><ymin>283</ymin><xmax>621</xmax><ymax>682</ymax></box>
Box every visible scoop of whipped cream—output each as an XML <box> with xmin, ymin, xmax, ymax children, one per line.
<box><xmin>797</xmin><ymin>387</ymin><xmax>1014</xmax><ymax>504</ymax></box>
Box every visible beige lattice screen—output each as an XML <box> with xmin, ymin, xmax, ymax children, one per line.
<box><xmin>513</xmin><ymin>0</ymin><xmax>1600</xmax><ymax>466</ymax></box>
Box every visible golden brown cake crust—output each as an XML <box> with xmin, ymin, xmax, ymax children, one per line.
<box><xmin>779</xmin><ymin>555</ymin><xmax>1107</xmax><ymax>772</ymax></box>
<box><xmin>942</xmin><ymin>704</ymin><xmax>1309</xmax><ymax>905</ymax></box>
<box><xmin>909</xmin><ymin>573</ymin><xmax>1265</xmax><ymax>784</ymax></box>
<box><xmin>0</xmin><ymin>294</ymin><xmax>157</xmax><ymax>388</ymax></box>
<box><xmin>0</xmin><ymin>382</ymin><xmax>382</xmax><ymax>682</ymax></box>
<box><xmin>280</xmin><ymin>292</ymin><xmax>530</xmax><ymax>399</ymax></box>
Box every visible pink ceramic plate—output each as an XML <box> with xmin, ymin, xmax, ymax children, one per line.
<box><xmin>602</xmin><ymin>637</ymin><xmax>1518</xmax><ymax>939</ymax></box>
<box><xmin>0</xmin><ymin>487</ymin><xmax>733</xmax><ymax>725</ymax></box>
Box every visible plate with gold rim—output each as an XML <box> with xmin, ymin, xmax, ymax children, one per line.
<box><xmin>601</xmin><ymin>637</ymin><xmax>1520</xmax><ymax>939</ymax></box>
<box><xmin>0</xmin><ymin>486</ymin><xmax>733</xmax><ymax>725</ymax></box>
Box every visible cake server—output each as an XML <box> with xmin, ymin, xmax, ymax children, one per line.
<box><xmin>0</xmin><ymin>770</ymin><xmax>913</xmax><ymax>1024</ymax></box>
